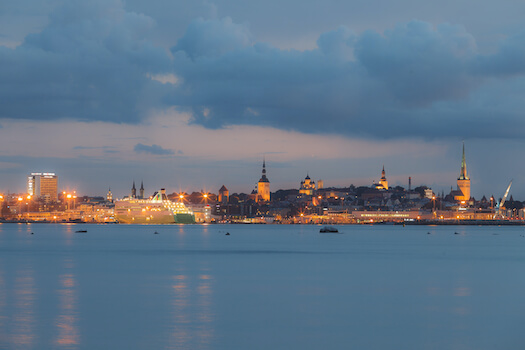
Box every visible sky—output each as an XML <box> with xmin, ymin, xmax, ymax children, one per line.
<box><xmin>1</xmin><ymin>0</ymin><xmax>525</xmax><ymax>199</ymax></box>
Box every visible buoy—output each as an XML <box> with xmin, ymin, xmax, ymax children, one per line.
<box><xmin>31</xmin><ymin>232</ymin><xmax>34</xmax><ymax>235</ymax></box>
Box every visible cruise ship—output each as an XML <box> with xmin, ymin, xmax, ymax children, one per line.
<box><xmin>114</xmin><ymin>189</ymin><xmax>195</xmax><ymax>224</ymax></box>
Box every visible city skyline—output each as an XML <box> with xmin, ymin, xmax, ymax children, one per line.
<box><xmin>2</xmin><ymin>142</ymin><xmax>513</xmax><ymax>202</ymax></box>
<box><xmin>1</xmin><ymin>1</ymin><xmax>525</xmax><ymax>198</ymax></box>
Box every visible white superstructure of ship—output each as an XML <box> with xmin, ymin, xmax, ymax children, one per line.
<box><xmin>114</xmin><ymin>189</ymin><xmax>195</xmax><ymax>224</ymax></box>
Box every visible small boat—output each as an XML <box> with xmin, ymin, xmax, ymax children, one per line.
<box><xmin>320</xmin><ymin>226</ymin><xmax>338</xmax><ymax>233</ymax></box>
<box><xmin>75</xmin><ymin>230</ymin><xmax>87</xmax><ymax>233</ymax></box>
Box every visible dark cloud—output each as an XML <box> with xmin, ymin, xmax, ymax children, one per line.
<box><xmin>0</xmin><ymin>0</ymin><xmax>171</xmax><ymax>123</ymax></box>
<box><xmin>134</xmin><ymin>143</ymin><xmax>174</xmax><ymax>155</ymax></box>
<box><xmin>168</xmin><ymin>18</ymin><xmax>525</xmax><ymax>139</ymax></box>
<box><xmin>3</xmin><ymin>1</ymin><xmax>525</xmax><ymax>139</ymax></box>
<box><xmin>171</xmin><ymin>17</ymin><xmax>252</xmax><ymax>60</ymax></box>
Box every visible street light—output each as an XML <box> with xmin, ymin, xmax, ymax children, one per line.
<box><xmin>18</xmin><ymin>197</ymin><xmax>23</xmax><ymax>219</ymax></box>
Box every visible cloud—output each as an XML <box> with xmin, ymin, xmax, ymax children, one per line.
<box><xmin>171</xmin><ymin>17</ymin><xmax>252</xmax><ymax>60</ymax></box>
<box><xmin>134</xmin><ymin>143</ymin><xmax>174</xmax><ymax>155</ymax></box>
<box><xmin>167</xmin><ymin>18</ymin><xmax>525</xmax><ymax>139</ymax></box>
<box><xmin>0</xmin><ymin>0</ymin><xmax>171</xmax><ymax>123</ymax></box>
<box><xmin>3</xmin><ymin>2</ymin><xmax>525</xmax><ymax>140</ymax></box>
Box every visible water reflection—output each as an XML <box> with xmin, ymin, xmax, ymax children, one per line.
<box><xmin>169</xmin><ymin>267</ymin><xmax>214</xmax><ymax>350</ymax></box>
<box><xmin>11</xmin><ymin>265</ymin><xmax>36</xmax><ymax>347</ymax></box>
<box><xmin>54</xmin><ymin>258</ymin><xmax>80</xmax><ymax>347</ymax></box>
<box><xmin>0</xmin><ymin>269</ymin><xmax>7</xmax><ymax>347</ymax></box>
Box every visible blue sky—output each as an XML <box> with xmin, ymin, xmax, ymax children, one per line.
<box><xmin>1</xmin><ymin>0</ymin><xmax>524</xmax><ymax>198</ymax></box>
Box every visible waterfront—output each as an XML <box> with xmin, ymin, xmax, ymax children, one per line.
<box><xmin>0</xmin><ymin>224</ymin><xmax>524</xmax><ymax>349</ymax></box>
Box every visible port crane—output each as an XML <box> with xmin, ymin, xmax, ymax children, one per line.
<box><xmin>494</xmin><ymin>180</ymin><xmax>512</xmax><ymax>219</ymax></box>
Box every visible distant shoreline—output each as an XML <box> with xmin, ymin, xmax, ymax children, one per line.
<box><xmin>2</xmin><ymin>220</ymin><xmax>525</xmax><ymax>226</ymax></box>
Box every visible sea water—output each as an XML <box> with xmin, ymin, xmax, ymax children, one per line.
<box><xmin>0</xmin><ymin>223</ymin><xmax>524</xmax><ymax>350</ymax></box>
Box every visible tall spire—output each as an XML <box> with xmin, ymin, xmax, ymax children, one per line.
<box><xmin>259</xmin><ymin>157</ymin><xmax>269</xmax><ymax>183</ymax></box>
<box><xmin>459</xmin><ymin>142</ymin><xmax>468</xmax><ymax>180</ymax></box>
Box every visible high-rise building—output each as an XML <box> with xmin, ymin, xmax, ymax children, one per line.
<box><xmin>218</xmin><ymin>185</ymin><xmax>229</xmax><ymax>204</ymax></box>
<box><xmin>257</xmin><ymin>159</ymin><xmax>270</xmax><ymax>202</ymax></box>
<box><xmin>27</xmin><ymin>172</ymin><xmax>58</xmax><ymax>202</ymax></box>
<box><xmin>456</xmin><ymin>142</ymin><xmax>471</xmax><ymax>201</ymax></box>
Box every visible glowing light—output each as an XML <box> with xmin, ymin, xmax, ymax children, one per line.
<box><xmin>18</xmin><ymin>197</ymin><xmax>23</xmax><ymax>201</ymax></box>
<box><xmin>66</xmin><ymin>194</ymin><xmax>72</xmax><ymax>199</ymax></box>
<box><xmin>27</xmin><ymin>195</ymin><xmax>31</xmax><ymax>200</ymax></box>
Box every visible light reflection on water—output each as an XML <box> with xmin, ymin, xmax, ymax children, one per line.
<box><xmin>11</xmin><ymin>265</ymin><xmax>36</xmax><ymax>348</ymax></box>
<box><xmin>54</xmin><ymin>258</ymin><xmax>79</xmax><ymax>347</ymax></box>
<box><xmin>169</xmin><ymin>267</ymin><xmax>215</xmax><ymax>350</ymax></box>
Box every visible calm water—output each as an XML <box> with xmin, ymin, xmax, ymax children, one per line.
<box><xmin>0</xmin><ymin>223</ymin><xmax>524</xmax><ymax>349</ymax></box>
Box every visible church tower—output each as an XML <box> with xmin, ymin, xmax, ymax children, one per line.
<box><xmin>131</xmin><ymin>181</ymin><xmax>137</xmax><ymax>199</ymax></box>
<box><xmin>257</xmin><ymin>158</ymin><xmax>271</xmax><ymax>202</ymax></box>
<box><xmin>139</xmin><ymin>181</ymin><xmax>144</xmax><ymax>199</ymax></box>
<box><xmin>106</xmin><ymin>187</ymin><xmax>113</xmax><ymax>203</ymax></box>
<box><xmin>379</xmin><ymin>165</ymin><xmax>389</xmax><ymax>190</ymax></box>
<box><xmin>456</xmin><ymin>142</ymin><xmax>471</xmax><ymax>201</ymax></box>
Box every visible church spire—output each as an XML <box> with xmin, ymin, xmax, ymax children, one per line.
<box><xmin>459</xmin><ymin>142</ymin><xmax>469</xmax><ymax>180</ymax></box>
<box><xmin>259</xmin><ymin>157</ymin><xmax>269</xmax><ymax>183</ymax></box>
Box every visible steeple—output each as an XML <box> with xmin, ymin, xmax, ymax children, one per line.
<box><xmin>139</xmin><ymin>180</ymin><xmax>144</xmax><ymax>199</ymax></box>
<box><xmin>259</xmin><ymin>157</ymin><xmax>269</xmax><ymax>183</ymax></box>
<box><xmin>257</xmin><ymin>157</ymin><xmax>270</xmax><ymax>202</ymax></box>
<box><xmin>131</xmin><ymin>180</ymin><xmax>137</xmax><ymax>198</ymax></box>
<box><xmin>458</xmin><ymin>142</ymin><xmax>469</xmax><ymax>180</ymax></box>
<box><xmin>379</xmin><ymin>165</ymin><xmax>388</xmax><ymax>190</ymax></box>
<box><xmin>455</xmin><ymin>142</ymin><xmax>471</xmax><ymax>202</ymax></box>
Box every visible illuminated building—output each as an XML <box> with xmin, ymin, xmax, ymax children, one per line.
<box><xmin>455</xmin><ymin>142</ymin><xmax>471</xmax><ymax>201</ymax></box>
<box><xmin>317</xmin><ymin>180</ymin><xmax>324</xmax><ymax>190</ymax></box>
<box><xmin>27</xmin><ymin>172</ymin><xmax>58</xmax><ymax>202</ymax></box>
<box><xmin>374</xmin><ymin>166</ymin><xmax>389</xmax><ymax>190</ymax></box>
<box><xmin>106</xmin><ymin>188</ymin><xmax>113</xmax><ymax>202</ymax></box>
<box><xmin>257</xmin><ymin>159</ymin><xmax>270</xmax><ymax>202</ymax></box>
<box><xmin>218</xmin><ymin>185</ymin><xmax>229</xmax><ymax>204</ymax></box>
<box><xmin>299</xmin><ymin>174</ymin><xmax>316</xmax><ymax>195</ymax></box>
